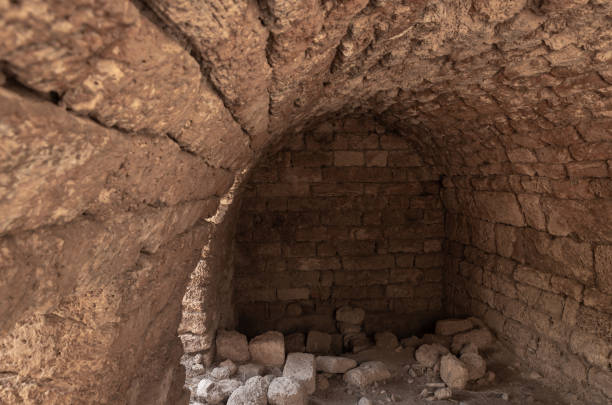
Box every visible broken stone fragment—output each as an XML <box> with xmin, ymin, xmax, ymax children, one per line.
<box><xmin>227</xmin><ymin>375</ymin><xmax>269</xmax><ymax>405</ymax></box>
<box><xmin>267</xmin><ymin>376</ymin><xmax>307</xmax><ymax>405</ymax></box>
<box><xmin>434</xmin><ymin>387</ymin><xmax>452</xmax><ymax>400</ymax></box>
<box><xmin>415</xmin><ymin>343</ymin><xmax>449</xmax><ymax>368</ymax></box>
<box><xmin>401</xmin><ymin>336</ymin><xmax>422</xmax><ymax>348</ymax></box>
<box><xmin>336</xmin><ymin>306</ymin><xmax>365</xmax><ymax>324</ymax></box>
<box><xmin>460</xmin><ymin>352</ymin><xmax>487</xmax><ymax>381</ymax></box>
<box><xmin>315</xmin><ymin>355</ymin><xmax>358</xmax><ymax>373</ymax></box>
<box><xmin>435</xmin><ymin>318</ymin><xmax>474</xmax><ymax>336</ymax></box>
<box><xmin>216</xmin><ymin>330</ymin><xmax>250</xmax><ymax>362</ymax></box>
<box><xmin>210</xmin><ymin>359</ymin><xmax>237</xmax><ymax>380</ymax></box>
<box><xmin>306</xmin><ymin>330</ymin><xmax>332</xmax><ymax>354</ymax></box>
<box><xmin>249</xmin><ymin>331</ymin><xmax>286</xmax><ymax>367</ymax></box>
<box><xmin>283</xmin><ymin>352</ymin><xmax>316</xmax><ymax>394</ymax></box>
<box><xmin>358</xmin><ymin>397</ymin><xmax>373</xmax><ymax>405</ymax></box>
<box><xmin>343</xmin><ymin>361</ymin><xmax>391</xmax><ymax>388</ymax></box>
<box><xmin>440</xmin><ymin>354</ymin><xmax>469</xmax><ymax>389</ymax></box>
<box><xmin>375</xmin><ymin>331</ymin><xmax>399</xmax><ymax>349</ymax></box>
<box><xmin>237</xmin><ymin>363</ymin><xmax>266</xmax><ymax>381</ymax></box>
<box><xmin>451</xmin><ymin>328</ymin><xmax>494</xmax><ymax>353</ymax></box>
<box><xmin>460</xmin><ymin>343</ymin><xmax>479</xmax><ymax>355</ymax></box>
<box><xmin>196</xmin><ymin>378</ymin><xmax>242</xmax><ymax>404</ymax></box>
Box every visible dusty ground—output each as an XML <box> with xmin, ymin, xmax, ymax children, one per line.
<box><xmin>309</xmin><ymin>344</ymin><xmax>575</xmax><ymax>405</ymax></box>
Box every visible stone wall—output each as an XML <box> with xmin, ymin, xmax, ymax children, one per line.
<box><xmin>233</xmin><ymin>117</ymin><xmax>445</xmax><ymax>338</ymax></box>
<box><xmin>1</xmin><ymin>1</ymin><xmax>611</xmax><ymax>404</ymax></box>
<box><xmin>442</xmin><ymin>141</ymin><xmax>612</xmax><ymax>403</ymax></box>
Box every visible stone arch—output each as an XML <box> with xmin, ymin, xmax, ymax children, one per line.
<box><xmin>0</xmin><ymin>0</ymin><xmax>611</xmax><ymax>404</ymax></box>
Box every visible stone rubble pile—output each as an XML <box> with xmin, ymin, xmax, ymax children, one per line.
<box><xmin>405</xmin><ymin>317</ymin><xmax>499</xmax><ymax>402</ymax></box>
<box><xmin>190</xmin><ymin>311</ymin><xmax>501</xmax><ymax>404</ymax></box>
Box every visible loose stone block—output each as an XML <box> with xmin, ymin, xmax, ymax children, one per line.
<box><xmin>210</xmin><ymin>359</ymin><xmax>237</xmax><ymax>380</ymax></box>
<box><xmin>315</xmin><ymin>356</ymin><xmax>358</xmax><ymax>373</ymax></box>
<box><xmin>267</xmin><ymin>376</ymin><xmax>306</xmax><ymax>405</ymax></box>
<box><xmin>237</xmin><ymin>363</ymin><xmax>266</xmax><ymax>382</ymax></box>
<box><xmin>375</xmin><ymin>331</ymin><xmax>399</xmax><ymax>349</ymax></box>
<box><xmin>306</xmin><ymin>330</ymin><xmax>332</xmax><ymax>354</ymax></box>
<box><xmin>440</xmin><ymin>354</ymin><xmax>469</xmax><ymax>389</ymax></box>
<box><xmin>196</xmin><ymin>378</ymin><xmax>242</xmax><ymax>404</ymax></box>
<box><xmin>460</xmin><ymin>352</ymin><xmax>487</xmax><ymax>380</ymax></box>
<box><xmin>217</xmin><ymin>330</ymin><xmax>250</xmax><ymax>362</ymax></box>
<box><xmin>415</xmin><ymin>343</ymin><xmax>449</xmax><ymax>368</ymax></box>
<box><xmin>227</xmin><ymin>376</ymin><xmax>269</xmax><ymax>405</ymax></box>
<box><xmin>283</xmin><ymin>353</ymin><xmax>316</xmax><ymax>394</ymax></box>
<box><xmin>343</xmin><ymin>361</ymin><xmax>391</xmax><ymax>388</ymax></box>
<box><xmin>451</xmin><ymin>328</ymin><xmax>494</xmax><ymax>353</ymax></box>
<box><xmin>249</xmin><ymin>331</ymin><xmax>286</xmax><ymax>367</ymax></box>
<box><xmin>435</xmin><ymin>319</ymin><xmax>474</xmax><ymax>336</ymax></box>
<box><xmin>336</xmin><ymin>306</ymin><xmax>365</xmax><ymax>324</ymax></box>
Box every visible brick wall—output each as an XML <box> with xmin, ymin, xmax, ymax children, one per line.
<box><xmin>233</xmin><ymin>117</ymin><xmax>445</xmax><ymax>337</ymax></box>
<box><xmin>442</xmin><ymin>137</ymin><xmax>612</xmax><ymax>404</ymax></box>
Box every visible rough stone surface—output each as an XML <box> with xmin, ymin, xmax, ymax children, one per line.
<box><xmin>210</xmin><ymin>359</ymin><xmax>237</xmax><ymax>380</ymax></box>
<box><xmin>451</xmin><ymin>329</ymin><xmax>494</xmax><ymax>353</ymax></box>
<box><xmin>343</xmin><ymin>361</ymin><xmax>391</xmax><ymax>388</ymax></box>
<box><xmin>237</xmin><ymin>363</ymin><xmax>266</xmax><ymax>382</ymax></box>
<box><xmin>283</xmin><ymin>353</ymin><xmax>316</xmax><ymax>395</ymax></box>
<box><xmin>336</xmin><ymin>306</ymin><xmax>366</xmax><ymax>325</ymax></box>
<box><xmin>285</xmin><ymin>333</ymin><xmax>306</xmax><ymax>353</ymax></box>
<box><xmin>460</xmin><ymin>352</ymin><xmax>487</xmax><ymax>381</ymax></box>
<box><xmin>306</xmin><ymin>331</ymin><xmax>332</xmax><ymax>354</ymax></box>
<box><xmin>415</xmin><ymin>344</ymin><xmax>450</xmax><ymax>368</ymax></box>
<box><xmin>315</xmin><ymin>356</ymin><xmax>358</xmax><ymax>374</ymax></box>
<box><xmin>440</xmin><ymin>355</ymin><xmax>470</xmax><ymax>390</ymax></box>
<box><xmin>250</xmin><ymin>331</ymin><xmax>286</xmax><ymax>367</ymax></box>
<box><xmin>227</xmin><ymin>376</ymin><xmax>269</xmax><ymax>405</ymax></box>
<box><xmin>434</xmin><ymin>387</ymin><xmax>452</xmax><ymax>400</ymax></box>
<box><xmin>375</xmin><ymin>331</ymin><xmax>399</xmax><ymax>349</ymax></box>
<box><xmin>1</xmin><ymin>0</ymin><xmax>611</xmax><ymax>404</ymax></box>
<box><xmin>196</xmin><ymin>378</ymin><xmax>242</xmax><ymax>404</ymax></box>
<box><xmin>267</xmin><ymin>376</ymin><xmax>306</xmax><ymax>405</ymax></box>
<box><xmin>217</xmin><ymin>330</ymin><xmax>250</xmax><ymax>363</ymax></box>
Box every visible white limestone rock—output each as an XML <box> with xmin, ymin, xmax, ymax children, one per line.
<box><xmin>283</xmin><ymin>352</ymin><xmax>316</xmax><ymax>394</ymax></box>
<box><xmin>227</xmin><ymin>376</ymin><xmax>269</xmax><ymax>405</ymax></box>
<box><xmin>267</xmin><ymin>376</ymin><xmax>306</xmax><ymax>405</ymax></box>
<box><xmin>196</xmin><ymin>378</ymin><xmax>242</xmax><ymax>404</ymax></box>
<box><xmin>343</xmin><ymin>361</ymin><xmax>391</xmax><ymax>388</ymax></box>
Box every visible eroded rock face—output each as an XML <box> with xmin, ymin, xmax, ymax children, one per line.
<box><xmin>1</xmin><ymin>0</ymin><xmax>611</xmax><ymax>404</ymax></box>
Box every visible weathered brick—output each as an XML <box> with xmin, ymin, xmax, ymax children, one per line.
<box><xmin>595</xmin><ymin>245</ymin><xmax>612</xmax><ymax>294</ymax></box>
<box><xmin>343</xmin><ymin>255</ymin><xmax>395</xmax><ymax>270</ymax></box>
<box><xmin>334</xmin><ymin>151</ymin><xmax>364</xmax><ymax>166</ymax></box>
<box><xmin>365</xmin><ymin>150</ymin><xmax>388</xmax><ymax>167</ymax></box>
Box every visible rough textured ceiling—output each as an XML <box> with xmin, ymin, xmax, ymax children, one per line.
<box><xmin>3</xmin><ymin>0</ymin><xmax>611</xmax><ymax>159</ymax></box>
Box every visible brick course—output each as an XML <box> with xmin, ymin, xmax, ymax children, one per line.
<box><xmin>234</xmin><ymin>119</ymin><xmax>444</xmax><ymax>337</ymax></box>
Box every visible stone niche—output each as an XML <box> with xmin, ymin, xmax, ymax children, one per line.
<box><xmin>233</xmin><ymin>117</ymin><xmax>445</xmax><ymax>337</ymax></box>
